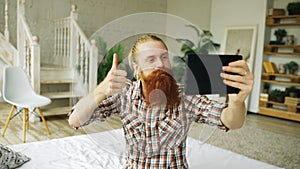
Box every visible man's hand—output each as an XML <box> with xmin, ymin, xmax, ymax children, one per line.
<box><xmin>94</xmin><ymin>53</ymin><xmax>129</xmax><ymax>101</ymax></box>
<box><xmin>220</xmin><ymin>60</ymin><xmax>254</xmax><ymax>129</ymax></box>
<box><xmin>221</xmin><ymin>60</ymin><xmax>254</xmax><ymax>104</ymax></box>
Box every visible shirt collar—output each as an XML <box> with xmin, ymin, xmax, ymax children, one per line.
<box><xmin>131</xmin><ymin>80</ymin><xmax>143</xmax><ymax>100</ymax></box>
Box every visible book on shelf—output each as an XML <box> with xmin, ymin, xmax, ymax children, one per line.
<box><xmin>260</xmin><ymin>93</ymin><xmax>269</xmax><ymax>102</ymax></box>
<box><xmin>263</xmin><ymin>62</ymin><xmax>277</xmax><ymax>73</ymax></box>
<box><xmin>277</xmin><ymin>47</ymin><xmax>294</xmax><ymax>53</ymax></box>
<box><xmin>284</xmin><ymin>97</ymin><xmax>300</xmax><ymax>105</ymax></box>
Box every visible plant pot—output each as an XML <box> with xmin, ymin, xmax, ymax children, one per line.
<box><xmin>269</xmin><ymin>95</ymin><xmax>285</xmax><ymax>103</ymax></box>
<box><xmin>276</xmin><ymin>35</ymin><xmax>283</xmax><ymax>42</ymax></box>
<box><xmin>263</xmin><ymin>89</ymin><xmax>269</xmax><ymax>93</ymax></box>
<box><xmin>289</xmin><ymin>92</ymin><xmax>297</xmax><ymax>98</ymax></box>
<box><xmin>288</xmin><ymin>10</ymin><xmax>300</xmax><ymax>15</ymax></box>
<box><xmin>288</xmin><ymin>69</ymin><xmax>296</xmax><ymax>75</ymax></box>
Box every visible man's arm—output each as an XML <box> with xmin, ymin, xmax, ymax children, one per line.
<box><xmin>68</xmin><ymin>54</ymin><xmax>128</xmax><ymax>128</ymax></box>
<box><xmin>220</xmin><ymin>60</ymin><xmax>254</xmax><ymax>130</ymax></box>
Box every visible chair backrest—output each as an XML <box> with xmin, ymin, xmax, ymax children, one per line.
<box><xmin>2</xmin><ymin>66</ymin><xmax>36</xmax><ymax>102</ymax></box>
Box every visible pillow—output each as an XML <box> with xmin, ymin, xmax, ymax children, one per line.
<box><xmin>0</xmin><ymin>143</ymin><xmax>30</xmax><ymax>169</ymax></box>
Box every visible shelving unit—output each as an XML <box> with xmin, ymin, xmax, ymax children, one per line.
<box><xmin>266</xmin><ymin>15</ymin><xmax>300</xmax><ymax>26</ymax></box>
<box><xmin>259</xmin><ymin>4</ymin><xmax>300</xmax><ymax>122</ymax></box>
<box><xmin>264</xmin><ymin>45</ymin><xmax>300</xmax><ymax>55</ymax></box>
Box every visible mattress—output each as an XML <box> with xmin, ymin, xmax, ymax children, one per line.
<box><xmin>10</xmin><ymin>129</ymin><xmax>282</xmax><ymax>169</ymax></box>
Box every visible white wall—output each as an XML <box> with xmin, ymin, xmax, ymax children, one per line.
<box><xmin>166</xmin><ymin>0</ymin><xmax>211</xmax><ymax>30</ymax></box>
<box><xmin>210</xmin><ymin>0</ymin><xmax>267</xmax><ymax>113</ymax></box>
<box><xmin>0</xmin><ymin>0</ymin><xmax>167</xmax><ymax>64</ymax></box>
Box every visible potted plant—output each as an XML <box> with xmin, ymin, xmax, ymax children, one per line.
<box><xmin>96</xmin><ymin>36</ymin><xmax>126</xmax><ymax>83</ymax></box>
<box><xmin>263</xmin><ymin>83</ymin><xmax>270</xmax><ymax>93</ymax></box>
<box><xmin>287</xmin><ymin>86</ymin><xmax>298</xmax><ymax>98</ymax></box>
<box><xmin>287</xmin><ymin>2</ymin><xmax>300</xmax><ymax>15</ymax></box>
<box><xmin>274</xmin><ymin>29</ymin><xmax>287</xmax><ymax>42</ymax></box>
<box><xmin>269</xmin><ymin>89</ymin><xmax>285</xmax><ymax>103</ymax></box>
<box><xmin>284</xmin><ymin>61</ymin><xmax>299</xmax><ymax>74</ymax></box>
<box><xmin>173</xmin><ymin>24</ymin><xmax>220</xmax><ymax>83</ymax></box>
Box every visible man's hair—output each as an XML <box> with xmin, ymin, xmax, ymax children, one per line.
<box><xmin>128</xmin><ymin>34</ymin><xmax>168</xmax><ymax>69</ymax></box>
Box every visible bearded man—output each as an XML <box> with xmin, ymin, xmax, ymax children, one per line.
<box><xmin>68</xmin><ymin>34</ymin><xmax>254</xmax><ymax>169</ymax></box>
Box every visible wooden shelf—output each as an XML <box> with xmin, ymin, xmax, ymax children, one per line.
<box><xmin>261</xmin><ymin>73</ymin><xmax>300</xmax><ymax>86</ymax></box>
<box><xmin>264</xmin><ymin>52</ymin><xmax>300</xmax><ymax>55</ymax></box>
<box><xmin>261</xmin><ymin>80</ymin><xmax>300</xmax><ymax>86</ymax></box>
<box><xmin>264</xmin><ymin>45</ymin><xmax>300</xmax><ymax>54</ymax></box>
<box><xmin>262</xmin><ymin>73</ymin><xmax>300</xmax><ymax>78</ymax></box>
<box><xmin>259</xmin><ymin>107</ymin><xmax>300</xmax><ymax>122</ymax></box>
<box><xmin>266</xmin><ymin>15</ymin><xmax>300</xmax><ymax>26</ymax></box>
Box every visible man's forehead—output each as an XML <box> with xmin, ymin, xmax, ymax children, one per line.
<box><xmin>136</xmin><ymin>48</ymin><xmax>168</xmax><ymax>57</ymax></box>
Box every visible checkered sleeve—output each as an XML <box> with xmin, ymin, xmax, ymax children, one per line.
<box><xmin>82</xmin><ymin>92</ymin><xmax>121</xmax><ymax>126</ymax></box>
<box><xmin>184</xmin><ymin>94</ymin><xmax>229</xmax><ymax>131</ymax></box>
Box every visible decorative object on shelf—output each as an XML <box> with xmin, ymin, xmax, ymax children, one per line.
<box><xmin>274</xmin><ymin>29</ymin><xmax>287</xmax><ymax>42</ymax></box>
<box><xmin>269</xmin><ymin>89</ymin><xmax>285</xmax><ymax>103</ymax></box>
<box><xmin>286</xmin><ymin>35</ymin><xmax>295</xmax><ymax>45</ymax></box>
<box><xmin>286</xmin><ymin>86</ymin><xmax>298</xmax><ymax>98</ymax></box>
<box><xmin>284</xmin><ymin>61</ymin><xmax>299</xmax><ymax>74</ymax></box>
<box><xmin>278</xmin><ymin>63</ymin><xmax>286</xmax><ymax>74</ymax></box>
<box><xmin>263</xmin><ymin>83</ymin><xmax>270</xmax><ymax>93</ymax></box>
<box><xmin>221</xmin><ymin>25</ymin><xmax>257</xmax><ymax>72</ymax></box>
<box><xmin>267</xmin><ymin>8</ymin><xmax>285</xmax><ymax>16</ymax></box>
<box><xmin>287</xmin><ymin>2</ymin><xmax>300</xmax><ymax>15</ymax></box>
<box><xmin>263</xmin><ymin>61</ymin><xmax>277</xmax><ymax>73</ymax></box>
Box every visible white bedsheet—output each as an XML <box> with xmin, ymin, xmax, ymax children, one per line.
<box><xmin>10</xmin><ymin>129</ymin><xmax>282</xmax><ymax>169</ymax></box>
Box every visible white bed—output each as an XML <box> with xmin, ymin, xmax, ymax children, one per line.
<box><xmin>10</xmin><ymin>129</ymin><xmax>282</xmax><ymax>169</ymax></box>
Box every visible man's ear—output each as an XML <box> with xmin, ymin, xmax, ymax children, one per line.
<box><xmin>133</xmin><ymin>63</ymin><xmax>141</xmax><ymax>76</ymax></box>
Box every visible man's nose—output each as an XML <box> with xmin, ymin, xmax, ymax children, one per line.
<box><xmin>155</xmin><ymin>58</ymin><xmax>164</xmax><ymax>68</ymax></box>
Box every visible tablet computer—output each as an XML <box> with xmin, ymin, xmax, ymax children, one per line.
<box><xmin>184</xmin><ymin>54</ymin><xmax>243</xmax><ymax>95</ymax></box>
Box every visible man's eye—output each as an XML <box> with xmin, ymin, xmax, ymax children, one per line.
<box><xmin>147</xmin><ymin>58</ymin><xmax>155</xmax><ymax>63</ymax></box>
<box><xmin>161</xmin><ymin>55</ymin><xmax>168</xmax><ymax>60</ymax></box>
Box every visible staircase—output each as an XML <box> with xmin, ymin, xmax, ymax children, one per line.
<box><xmin>1</xmin><ymin>1</ymin><xmax>98</xmax><ymax>116</ymax></box>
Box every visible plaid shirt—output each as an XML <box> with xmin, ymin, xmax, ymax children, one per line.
<box><xmin>82</xmin><ymin>81</ymin><xmax>228</xmax><ymax>169</ymax></box>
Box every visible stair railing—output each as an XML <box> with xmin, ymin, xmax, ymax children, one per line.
<box><xmin>53</xmin><ymin>5</ymin><xmax>98</xmax><ymax>93</ymax></box>
<box><xmin>0</xmin><ymin>0</ymin><xmax>18</xmax><ymax>67</ymax></box>
<box><xmin>17</xmin><ymin>0</ymin><xmax>41</xmax><ymax>93</ymax></box>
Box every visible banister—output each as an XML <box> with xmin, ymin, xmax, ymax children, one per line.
<box><xmin>20</xmin><ymin>15</ymin><xmax>34</xmax><ymax>45</ymax></box>
<box><xmin>70</xmin><ymin>18</ymin><xmax>91</xmax><ymax>47</ymax></box>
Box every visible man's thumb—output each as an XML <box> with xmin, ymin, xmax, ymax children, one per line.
<box><xmin>111</xmin><ymin>53</ymin><xmax>118</xmax><ymax>69</ymax></box>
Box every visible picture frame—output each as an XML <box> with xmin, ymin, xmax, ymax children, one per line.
<box><xmin>220</xmin><ymin>25</ymin><xmax>258</xmax><ymax>72</ymax></box>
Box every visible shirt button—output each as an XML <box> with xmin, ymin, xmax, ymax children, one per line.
<box><xmin>148</xmin><ymin>123</ymin><xmax>151</xmax><ymax>126</ymax></box>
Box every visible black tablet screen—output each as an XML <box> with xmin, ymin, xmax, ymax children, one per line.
<box><xmin>184</xmin><ymin>54</ymin><xmax>243</xmax><ymax>95</ymax></box>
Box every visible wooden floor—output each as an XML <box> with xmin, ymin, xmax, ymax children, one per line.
<box><xmin>0</xmin><ymin>102</ymin><xmax>299</xmax><ymax>145</ymax></box>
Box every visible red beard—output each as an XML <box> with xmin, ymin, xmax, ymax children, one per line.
<box><xmin>141</xmin><ymin>69</ymin><xmax>180</xmax><ymax>108</ymax></box>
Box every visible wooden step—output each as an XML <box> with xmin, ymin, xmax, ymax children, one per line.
<box><xmin>42</xmin><ymin>91</ymin><xmax>84</xmax><ymax>99</ymax></box>
<box><xmin>40</xmin><ymin>66</ymin><xmax>76</xmax><ymax>83</ymax></box>
<box><xmin>42</xmin><ymin>106</ymin><xmax>72</xmax><ymax>116</ymax></box>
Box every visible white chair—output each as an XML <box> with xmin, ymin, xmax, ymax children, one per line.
<box><xmin>2</xmin><ymin>66</ymin><xmax>51</xmax><ymax>142</ymax></box>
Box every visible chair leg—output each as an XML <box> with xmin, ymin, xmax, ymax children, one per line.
<box><xmin>37</xmin><ymin>108</ymin><xmax>51</xmax><ymax>135</ymax></box>
<box><xmin>2</xmin><ymin>105</ymin><xmax>15</xmax><ymax>137</ymax></box>
<box><xmin>23</xmin><ymin>108</ymin><xmax>29</xmax><ymax>143</ymax></box>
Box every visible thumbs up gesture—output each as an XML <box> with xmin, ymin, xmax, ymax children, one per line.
<box><xmin>94</xmin><ymin>53</ymin><xmax>129</xmax><ymax>98</ymax></box>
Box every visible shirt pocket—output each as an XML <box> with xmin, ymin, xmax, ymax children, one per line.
<box><xmin>158</xmin><ymin>118</ymin><xmax>183</xmax><ymax>148</ymax></box>
<box><xmin>123</xmin><ymin>114</ymin><xmax>144</xmax><ymax>147</ymax></box>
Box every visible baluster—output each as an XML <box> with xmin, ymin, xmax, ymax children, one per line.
<box><xmin>58</xmin><ymin>20</ymin><xmax>62</xmax><ymax>64</ymax></box>
<box><xmin>63</xmin><ymin>19</ymin><xmax>68</xmax><ymax>66</ymax></box>
<box><xmin>76</xmin><ymin>32</ymin><xmax>80</xmax><ymax>71</ymax></box>
<box><xmin>66</xmin><ymin>25</ymin><xmax>70</xmax><ymax>67</ymax></box>
<box><xmin>84</xmin><ymin>44</ymin><xmax>89</xmax><ymax>85</ymax></box>
<box><xmin>80</xmin><ymin>37</ymin><xmax>85</xmax><ymax>82</ymax></box>
<box><xmin>4</xmin><ymin>0</ymin><xmax>9</xmax><ymax>41</ymax></box>
<box><xmin>54</xmin><ymin>21</ymin><xmax>58</xmax><ymax>57</ymax></box>
<box><xmin>25</xmin><ymin>39</ymin><xmax>30</xmax><ymax>76</ymax></box>
<box><xmin>57</xmin><ymin>20</ymin><xmax>60</xmax><ymax>63</ymax></box>
<box><xmin>89</xmin><ymin>39</ymin><xmax>98</xmax><ymax>92</ymax></box>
